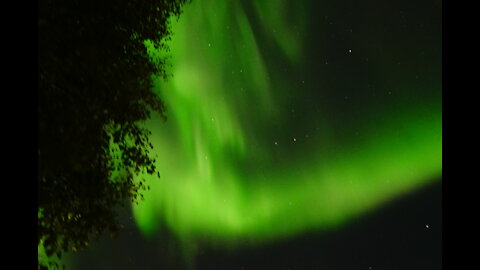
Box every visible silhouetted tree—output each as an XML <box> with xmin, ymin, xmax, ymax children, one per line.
<box><xmin>38</xmin><ymin>0</ymin><xmax>188</xmax><ymax>268</ymax></box>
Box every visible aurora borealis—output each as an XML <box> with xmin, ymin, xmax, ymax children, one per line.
<box><xmin>66</xmin><ymin>0</ymin><xmax>442</xmax><ymax>268</ymax></box>
<box><xmin>132</xmin><ymin>0</ymin><xmax>441</xmax><ymax>241</ymax></box>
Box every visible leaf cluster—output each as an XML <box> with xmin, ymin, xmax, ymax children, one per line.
<box><xmin>38</xmin><ymin>0</ymin><xmax>187</xmax><ymax>268</ymax></box>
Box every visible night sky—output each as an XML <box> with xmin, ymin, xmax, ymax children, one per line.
<box><xmin>63</xmin><ymin>0</ymin><xmax>442</xmax><ymax>269</ymax></box>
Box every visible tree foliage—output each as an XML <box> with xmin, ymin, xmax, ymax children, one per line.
<box><xmin>38</xmin><ymin>0</ymin><xmax>187</xmax><ymax>268</ymax></box>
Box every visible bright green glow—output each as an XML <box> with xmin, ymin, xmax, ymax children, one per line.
<box><xmin>38</xmin><ymin>240</ymin><xmax>71</xmax><ymax>270</ymax></box>
<box><xmin>133</xmin><ymin>0</ymin><xmax>442</xmax><ymax>250</ymax></box>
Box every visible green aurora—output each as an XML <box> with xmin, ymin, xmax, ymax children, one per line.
<box><xmin>131</xmin><ymin>0</ymin><xmax>442</xmax><ymax>252</ymax></box>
